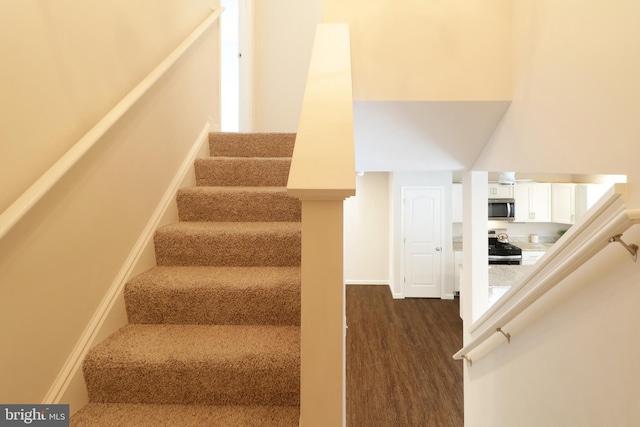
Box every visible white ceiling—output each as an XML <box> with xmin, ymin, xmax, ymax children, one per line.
<box><xmin>353</xmin><ymin>101</ymin><xmax>511</xmax><ymax>172</ymax></box>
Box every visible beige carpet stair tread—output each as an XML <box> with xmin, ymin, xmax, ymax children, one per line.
<box><xmin>195</xmin><ymin>157</ymin><xmax>292</xmax><ymax>187</ymax></box>
<box><xmin>125</xmin><ymin>266</ymin><xmax>300</xmax><ymax>325</ymax></box>
<box><xmin>71</xmin><ymin>403</ymin><xmax>300</xmax><ymax>427</ymax></box>
<box><xmin>84</xmin><ymin>324</ymin><xmax>300</xmax><ymax>406</ymax></box>
<box><xmin>210</xmin><ymin>132</ymin><xmax>295</xmax><ymax>158</ymax></box>
<box><xmin>177</xmin><ymin>186</ymin><xmax>301</xmax><ymax>222</ymax></box>
<box><xmin>154</xmin><ymin>222</ymin><xmax>301</xmax><ymax>267</ymax></box>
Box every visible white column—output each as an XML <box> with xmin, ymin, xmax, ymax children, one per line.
<box><xmin>462</xmin><ymin>171</ymin><xmax>489</xmax><ymax>330</ymax></box>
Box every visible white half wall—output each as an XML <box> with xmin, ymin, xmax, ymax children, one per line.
<box><xmin>465</xmin><ymin>224</ymin><xmax>640</xmax><ymax>426</ymax></box>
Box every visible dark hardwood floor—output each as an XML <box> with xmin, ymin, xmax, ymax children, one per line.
<box><xmin>346</xmin><ymin>285</ymin><xmax>464</xmax><ymax>427</ymax></box>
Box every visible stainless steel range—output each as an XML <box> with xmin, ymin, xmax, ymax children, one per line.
<box><xmin>488</xmin><ymin>232</ymin><xmax>522</xmax><ymax>265</ymax></box>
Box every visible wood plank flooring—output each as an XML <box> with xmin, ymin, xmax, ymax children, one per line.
<box><xmin>346</xmin><ymin>285</ymin><xmax>464</xmax><ymax>427</ymax></box>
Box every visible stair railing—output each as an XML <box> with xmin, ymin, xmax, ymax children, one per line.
<box><xmin>454</xmin><ymin>183</ymin><xmax>640</xmax><ymax>365</ymax></box>
<box><xmin>286</xmin><ymin>23</ymin><xmax>355</xmax><ymax>427</ymax></box>
<box><xmin>0</xmin><ymin>8</ymin><xmax>224</xmax><ymax>242</ymax></box>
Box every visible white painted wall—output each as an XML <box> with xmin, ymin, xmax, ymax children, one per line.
<box><xmin>354</xmin><ymin>101</ymin><xmax>510</xmax><ymax>172</ymax></box>
<box><xmin>0</xmin><ymin>0</ymin><xmax>216</xmax><ymax>213</ymax></box>
<box><xmin>253</xmin><ymin>0</ymin><xmax>322</xmax><ymax>131</ymax></box>
<box><xmin>323</xmin><ymin>0</ymin><xmax>511</xmax><ymax>101</ymax></box>
<box><xmin>0</xmin><ymin>1</ymin><xmax>220</xmax><ymax>405</ymax></box>
<box><xmin>466</xmin><ymin>1</ymin><xmax>640</xmax><ymax>425</ymax></box>
<box><xmin>473</xmin><ymin>0</ymin><xmax>640</xmax><ymax>188</ymax></box>
<box><xmin>344</xmin><ymin>173</ymin><xmax>390</xmax><ymax>285</ymax></box>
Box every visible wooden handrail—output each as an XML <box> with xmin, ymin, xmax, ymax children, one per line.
<box><xmin>0</xmin><ymin>8</ymin><xmax>223</xmax><ymax>241</ymax></box>
<box><xmin>454</xmin><ymin>184</ymin><xmax>640</xmax><ymax>364</ymax></box>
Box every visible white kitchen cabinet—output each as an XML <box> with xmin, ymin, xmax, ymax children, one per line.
<box><xmin>552</xmin><ymin>183</ymin><xmax>576</xmax><ymax>224</ymax></box>
<box><xmin>514</xmin><ymin>182</ymin><xmax>552</xmax><ymax>222</ymax></box>
<box><xmin>522</xmin><ymin>250</ymin><xmax>545</xmax><ymax>266</ymax></box>
<box><xmin>452</xmin><ymin>183</ymin><xmax>463</xmax><ymax>222</ymax></box>
<box><xmin>488</xmin><ymin>183</ymin><xmax>513</xmax><ymax>198</ymax></box>
<box><xmin>454</xmin><ymin>250</ymin><xmax>463</xmax><ymax>293</ymax></box>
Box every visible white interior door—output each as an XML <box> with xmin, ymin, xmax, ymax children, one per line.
<box><xmin>403</xmin><ymin>187</ymin><xmax>443</xmax><ymax>298</ymax></box>
<box><xmin>238</xmin><ymin>0</ymin><xmax>254</xmax><ymax>131</ymax></box>
<box><xmin>221</xmin><ymin>0</ymin><xmax>239</xmax><ymax>131</ymax></box>
<box><xmin>221</xmin><ymin>0</ymin><xmax>253</xmax><ymax>132</ymax></box>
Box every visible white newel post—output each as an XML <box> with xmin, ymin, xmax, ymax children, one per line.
<box><xmin>300</xmin><ymin>199</ymin><xmax>347</xmax><ymax>426</ymax></box>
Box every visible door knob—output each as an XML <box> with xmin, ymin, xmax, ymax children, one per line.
<box><xmin>436</xmin><ymin>247</ymin><xmax>441</xmax><ymax>251</ymax></box>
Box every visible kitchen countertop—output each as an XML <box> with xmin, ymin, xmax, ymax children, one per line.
<box><xmin>488</xmin><ymin>264</ymin><xmax>536</xmax><ymax>287</ymax></box>
<box><xmin>451</xmin><ymin>244</ymin><xmax>543</xmax><ymax>305</ymax></box>
<box><xmin>513</xmin><ymin>242</ymin><xmax>554</xmax><ymax>251</ymax></box>
<box><xmin>488</xmin><ymin>264</ymin><xmax>536</xmax><ymax>306</ymax></box>
<box><xmin>452</xmin><ymin>240</ymin><xmax>552</xmax><ymax>305</ymax></box>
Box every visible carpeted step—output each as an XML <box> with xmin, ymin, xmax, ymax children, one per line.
<box><xmin>83</xmin><ymin>324</ymin><xmax>300</xmax><ymax>406</ymax></box>
<box><xmin>195</xmin><ymin>157</ymin><xmax>292</xmax><ymax>187</ymax></box>
<box><xmin>210</xmin><ymin>132</ymin><xmax>296</xmax><ymax>158</ymax></box>
<box><xmin>125</xmin><ymin>266</ymin><xmax>300</xmax><ymax>325</ymax></box>
<box><xmin>74</xmin><ymin>131</ymin><xmax>303</xmax><ymax>424</ymax></box>
<box><xmin>154</xmin><ymin>222</ymin><xmax>301</xmax><ymax>267</ymax></box>
<box><xmin>177</xmin><ymin>186</ymin><xmax>301</xmax><ymax>222</ymax></box>
<box><xmin>71</xmin><ymin>403</ymin><xmax>300</xmax><ymax>427</ymax></box>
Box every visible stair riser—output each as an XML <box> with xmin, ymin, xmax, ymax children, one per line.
<box><xmin>177</xmin><ymin>191</ymin><xmax>301</xmax><ymax>222</ymax></box>
<box><xmin>125</xmin><ymin>286</ymin><xmax>300</xmax><ymax>325</ymax></box>
<box><xmin>195</xmin><ymin>158</ymin><xmax>291</xmax><ymax>187</ymax></box>
<box><xmin>210</xmin><ymin>133</ymin><xmax>295</xmax><ymax>158</ymax></box>
<box><xmin>154</xmin><ymin>231</ymin><xmax>301</xmax><ymax>267</ymax></box>
<box><xmin>83</xmin><ymin>364</ymin><xmax>300</xmax><ymax>406</ymax></box>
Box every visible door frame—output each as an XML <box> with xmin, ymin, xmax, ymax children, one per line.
<box><xmin>400</xmin><ymin>186</ymin><xmax>445</xmax><ymax>299</ymax></box>
<box><xmin>238</xmin><ymin>0</ymin><xmax>254</xmax><ymax>131</ymax></box>
<box><xmin>221</xmin><ymin>0</ymin><xmax>254</xmax><ymax>132</ymax></box>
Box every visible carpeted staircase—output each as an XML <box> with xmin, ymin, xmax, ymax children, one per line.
<box><xmin>71</xmin><ymin>133</ymin><xmax>302</xmax><ymax>426</ymax></box>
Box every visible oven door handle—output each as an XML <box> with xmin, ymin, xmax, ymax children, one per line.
<box><xmin>488</xmin><ymin>255</ymin><xmax>522</xmax><ymax>261</ymax></box>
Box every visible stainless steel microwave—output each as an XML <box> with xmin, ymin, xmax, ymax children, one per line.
<box><xmin>488</xmin><ymin>198</ymin><xmax>515</xmax><ymax>221</ymax></box>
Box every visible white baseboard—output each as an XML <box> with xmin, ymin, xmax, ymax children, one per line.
<box><xmin>44</xmin><ymin>121</ymin><xmax>213</xmax><ymax>407</ymax></box>
<box><xmin>345</xmin><ymin>280</ymin><xmax>390</xmax><ymax>286</ymax></box>
<box><xmin>393</xmin><ymin>293</ymin><xmax>454</xmax><ymax>300</ymax></box>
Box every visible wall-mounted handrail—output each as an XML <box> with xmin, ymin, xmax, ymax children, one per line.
<box><xmin>454</xmin><ymin>184</ymin><xmax>640</xmax><ymax>364</ymax></box>
<box><xmin>0</xmin><ymin>8</ymin><xmax>223</xmax><ymax>242</ymax></box>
